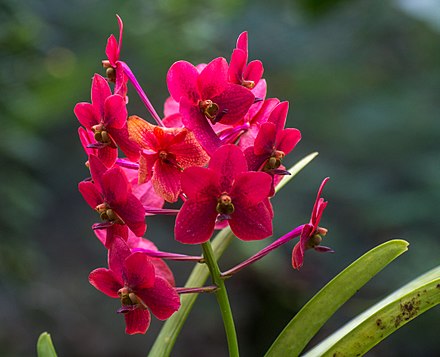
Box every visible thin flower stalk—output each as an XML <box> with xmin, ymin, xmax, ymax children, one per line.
<box><xmin>222</xmin><ymin>225</ymin><xmax>304</xmax><ymax>278</ymax></box>
<box><xmin>119</xmin><ymin>61</ymin><xmax>164</xmax><ymax>127</ymax></box>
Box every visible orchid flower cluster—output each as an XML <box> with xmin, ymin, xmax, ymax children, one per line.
<box><xmin>74</xmin><ymin>16</ymin><xmax>333</xmax><ymax>339</ymax></box>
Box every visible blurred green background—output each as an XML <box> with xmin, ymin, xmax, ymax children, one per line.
<box><xmin>1</xmin><ymin>0</ymin><xmax>439</xmax><ymax>356</ymax></box>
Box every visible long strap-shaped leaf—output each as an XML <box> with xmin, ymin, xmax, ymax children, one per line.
<box><xmin>303</xmin><ymin>265</ymin><xmax>440</xmax><ymax>356</ymax></box>
<box><xmin>148</xmin><ymin>152</ymin><xmax>318</xmax><ymax>357</ymax></box>
<box><xmin>265</xmin><ymin>239</ymin><xmax>409</xmax><ymax>357</ymax></box>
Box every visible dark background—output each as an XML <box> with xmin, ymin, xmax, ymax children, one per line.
<box><xmin>1</xmin><ymin>0</ymin><xmax>439</xmax><ymax>356</ymax></box>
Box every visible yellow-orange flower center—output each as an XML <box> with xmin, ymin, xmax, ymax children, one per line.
<box><xmin>262</xmin><ymin>150</ymin><xmax>285</xmax><ymax>172</ymax></box>
<box><xmin>216</xmin><ymin>194</ymin><xmax>235</xmax><ymax>215</ymax></box>
<box><xmin>199</xmin><ymin>99</ymin><xmax>220</xmax><ymax>123</ymax></box>
<box><xmin>92</xmin><ymin>124</ymin><xmax>112</xmax><ymax>144</ymax></box>
<box><xmin>95</xmin><ymin>203</ymin><xmax>125</xmax><ymax>224</ymax></box>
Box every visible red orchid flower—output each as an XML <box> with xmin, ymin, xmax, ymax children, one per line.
<box><xmin>175</xmin><ymin>144</ymin><xmax>273</xmax><ymax>244</ymax></box>
<box><xmin>74</xmin><ymin>74</ymin><xmax>140</xmax><ymax>162</ymax></box>
<box><xmin>102</xmin><ymin>14</ymin><xmax>128</xmax><ymax>97</ymax></box>
<box><xmin>292</xmin><ymin>177</ymin><xmax>333</xmax><ymax>270</ymax></box>
<box><xmin>228</xmin><ymin>31</ymin><xmax>264</xmax><ymax>90</ymax></box>
<box><xmin>127</xmin><ymin>115</ymin><xmax>209</xmax><ymax>202</ymax></box>
<box><xmin>78</xmin><ymin>155</ymin><xmax>146</xmax><ymax>243</ymax></box>
<box><xmin>245</xmin><ymin>101</ymin><xmax>301</xmax><ymax>172</ymax></box>
<box><xmin>167</xmin><ymin>57</ymin><xmax>255</xmax><ymax>155</ymax></box>
<box><xmin>89</xmin><ymin>237</ymin><xmax>180</xmax><ymax>334</ymax></box>
<box><xmin>244</xmin><ymin>101</ymin><xmax>301</xmax><ymax>195</ymax></box>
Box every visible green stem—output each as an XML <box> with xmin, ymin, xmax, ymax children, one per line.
<box><xmin>202</xmin><ymin>241</ymin><xmax>239</xmax><ymax>357</ymax></box>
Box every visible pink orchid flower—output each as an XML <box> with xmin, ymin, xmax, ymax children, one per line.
<box><xmin>292</xmin><ymin>177</ymin><xmax>333</xmax><ymax>270</ymax></box>
<box><xmin>175</xmin><ymin>144</ymin><xmax>273</xmax><ymax>244</ymax></box>
<box><xmin>102</xmin><ymin>15</ymin><xmax>128</xmax><ymax>97</ymax></box>
<box><xmin>127</xmin><ymin>115</ymin><xmax>209</xmax><ymax>202</ymax></box>
<box><xmin>78</xmin><ymin>155</ymin><xmax>146</xmax><ymax>242</ymax></box>
<box><xmin>244</xmin><ymin>101</ymin><xmax>301</xmax><ymax>195</ymax></box>
<box><xmin>89</xmin><ymin>237</ymin><xmax>180</xmax><ymax>334</ymax></box>
<box><xmin>167</xmin><ymin>57</ymin><xmax>255</xmax><ymax>155</ymax></box>
<box><xmin>228</xmin><ymin>31</ymin><xmax>264</xmax><ymax>89</ymax></box>
<box><xmin>74</xmin><ymin>74</ymin><xmax>140</xmax><ymax>162</ymax></box>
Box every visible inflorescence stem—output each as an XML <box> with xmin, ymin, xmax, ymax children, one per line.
<box><xmin>221</xmin><ymin>225</ymin><xmax>304</xmax><ymax>278</ymax></box>
<box><xmin>202</xmin><ymin>241</ymin><xmax>240</xmax><ymax>357</ymax></box>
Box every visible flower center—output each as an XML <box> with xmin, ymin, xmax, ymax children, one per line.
<box><xmin>241</xmin><ymin>79</ymin><xmax>255</xmax><ymax>89</ymax></box>
<box><xmin>158</xmin><ymin>150</ymin><xmax>181</xmax><ymax>170</ymax></box>
<box><xmin>102</xmin><ymin>60</ymin><xmax>116</xmax><ymax>82</ymax></box>
<box><xmin>306</xmin><ymin>228</ymin><xmax>328</xmax><ymax>249</ymax></box>
<box><xmin>95</xmin><ymin>203</ymin><xmax>125</xmax><ymax>224</ymax></box>
<box><xmin>262</xmin><ymin>150</ymin><xmax>285</xmax><ymax>172</ymax></box>
<box><xmin>118</xmin><ymin>287</ymin><xmax>138</xmax><ymax>306</ymax></box>
<box><xmin>216</xmin><ymin>194</ymin><xmax>235</xmax><ymax>215</ymax></box>
<box><xmin>199</xmin><ymin>100</ymin><xmax>220</xmax><ymax>123</ymax></box>
<box><xmin>92</xmin><ymin>124</ymin><xmax>112</xmax><ymax>144</ymax></box>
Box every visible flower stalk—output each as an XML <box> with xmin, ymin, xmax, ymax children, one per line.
<box><xmin>222</xmin><ymin>225</ymin><xmax>304</xmax><ymax>278</ymax></box>
<box><xmin>202</xmin><ymin>241</ymin><xmax>240</xmax><ymax>357</ymax></box>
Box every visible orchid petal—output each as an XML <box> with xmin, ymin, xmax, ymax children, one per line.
<box><xmin>198</xmin><ymin>57</ymin><xmax>228</xmax><ymax>99</ymax></box>
<box><xmin>108</xmin><ymin>236</ymin><xmax>131</xmax><ymax>281</ymax></box>
<box><xmin>104</xmin><ymin>94</ymin><xmax>127</xmax><ymax>129</ymax></box>
<box><xmin>244</xmin><ymin>59</ymin><xmax>264</xmax><ymax>84</ymax></box>
<box><xmin>179</xmin><ymin>97</ymin><xmax>222</xmax><ymax>156</ymax></box>
<box><xmin>175</xmin><ymin>198</ymin><xmax>218</xmax><ymax>244</ymax></box>
<box><xmin>102</xmin><ymin>166</ymin><xmax>129</xmax><ymax>205</ymax></box>
<box><xmin>211</xmin><ymin>84</ymin><xmax>255</xmax><ymax>125</ymax></box>
<box><xmin>91</xmin><ymin>74</ymin><xmax>112</xmax><ymax>118</ymax></box>
<box><xmin>89</xmin><ymin>268</ymin><xmax>121</xmax><ymax>298</ymax></box>
<box><xmin>180</xmin><ymin>166</ymin><xmax>219</xmax><ymax>200</ymax></box>
<box><xmin>209</xmin><ymin>144</ymin><xmax>247</xmax><ymax>192</ymax></box>
<box><xmin>254</xmin><ymin>122</ymin><xmax>277</xmax><ymax>156</ymax></box>
<box><xmin>152</xmin><ymin>159</ymin><xmax>182</xmax><ymax>203</ymax></box>
<box><xmin>276</xmin><ymin>128</ymin><xmax>302</xmax><ymax>155</ymax></box>
<box><xmin>74</xmin><ymin>102</ymin><xmax>98</xmax><ymax>129</ymax></box>
<box><xmin>228</xmin><ymin>49</ymin><xmax>246</xmax><ymax>84</ymax></box>
<box><xmin>78</xmin><ymin>181</ymin><xmax>102</xmax><ymax>209</ymax></box>
<box><xmin>167</xmin><ymin>60</ymin><xmax>199</xmax><ymax>103</ymax></box>
<box><xmin>115</xmin><ymin>194</ymin><xmax>147</xmax><ymax>237</ymax></box>
<box><xmin>136</xmin><ymin>277</ymin><xmax>180</xmax><ymax>320</ymax></box>
<box><xmin>229</xmin><ymin>202</ymin><xmax>272</xmax><ymax>241</ymax></box>
<box><xmin>124</xmin><ymin>308</ymin><xmax>151</xmax><ymax>335</ymax></box>
<box><xmin>231</xmin><ymin>171</ymin><xmax>272</xmax><ymax>206</ymax></box>
<box><xmin>123</xmin><ymin>252</ymin><xmax>155</xmax><ymax>289</ymax></box>
<box><xmin>268</xmin><ymin>101</ymin><xmax>289</xmax><ymax>132</ymax></box>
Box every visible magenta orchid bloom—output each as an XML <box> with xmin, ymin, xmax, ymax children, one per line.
<box><xmin>78</xmin><ymin>155</ymin><xmax>146</xmax><ymax>243</ymax></box>
<box><xmin>89</xmin><ymin>237</ymin><xmax>180</xmax><ymax>334</ymax></box>
<box><xmin>167</xmin><ymin>57</ymin><xmax>255</xmax><ymax>155</ymax></box>
<box><xmin>175</xmin><ymin>144</ymin><xmax>273</xmax><ymax>244</ymax></box>
<box><xmin>228</xmin><ymin>31</ymin><xmax>264</xmax><ymax>90</ymax></box>
<box><xmin>244</xmin><ymin>101</ymin><xmax>301</xmax><ymax>195</ymax></box>
<box><xmin>102</xmin><ymin>15</ymin><xmax>128</xmax><ymax>97</ymax></box>
<box><xmin>127</xmin><ymin>115</ymin><xmax>209</xmax><ymax>202</ymax></box>
<box><xmin>74</xmin><ymin>74</ymin><xmax>140</xmax><ymax>162</ymax></box>
<box><xmin>292</xmin><ymin>177</ymin><xmax>333</xmax><ymax>270</ymax></box>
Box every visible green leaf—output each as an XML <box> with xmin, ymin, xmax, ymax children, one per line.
<box><xmin>37</xmin><ymin>332</ymin><xmax>57</xmax><ymax>357</ymax></box>
<box><xmin>265</xmin><ymin>239</ymin><xmax>409</xmax><ymax>357</ymax></box>
<box><xmin>148</xmin><ymin>152</ymin><xmax>318</xmax><ymax>357</ymax></box>
<box><xmin>303</xmin><ymin>265</ymin><xmax>440</xmax><ymax>357</ymax></box>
